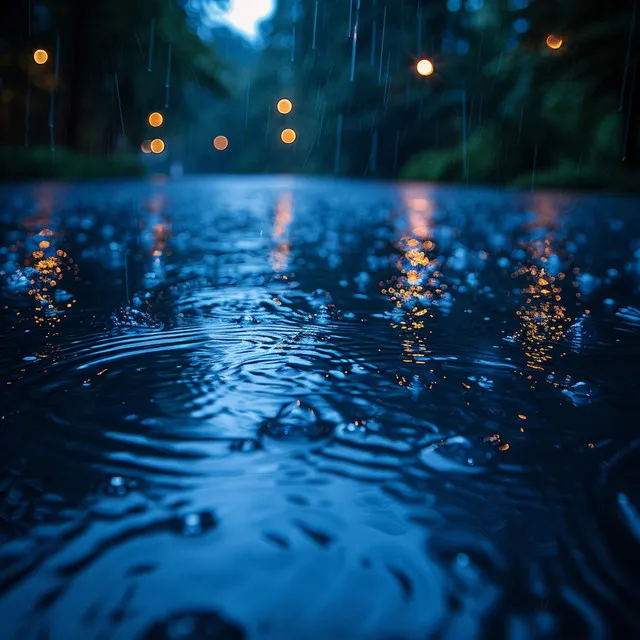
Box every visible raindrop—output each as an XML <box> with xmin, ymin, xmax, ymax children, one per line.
<box><xmin>164</xmin><ymin>44</ymin><xmax>172</xmax><ymax>108</ymax></box>
<box><xmin>110</xmin><ymin>307</ymin><xmax>161</xmax><ymax>329</ymax></box>
<box><xmin>562</xmin><ymin>381</ymin><xmax>598</xmax><ymax>407</ymax></box>
<box><xmin>147</xmin><ymin>18</ymin><xmax>155</xmax><ymax>72</ymax></box>
<box><xmin>419</xmin><ymin>436</ymin><xmax>485</xmax><ymax>474</ymax></box>
<box><xmin>334</xmin><ymin>114</ymin><xmax>343</xmax><ymax>174</ymax></box>
<box><xmin>260</xmin><ymin>400</ymin><xmax>333</xmax><ymax>441</ymax></box>
<box><xmin>378</xmin><ymin>6</ymin><xmax>387</xmax><ymax>84</ymax></box>
<box><xmin>312</xmin><ymin>0</ymin><xmax>319</xmax><ymax>50</ymax></box>
<box><xmin>350</xmin><ymin>0</ymin><xmax>360</xmax><ymax>82</ymax></box>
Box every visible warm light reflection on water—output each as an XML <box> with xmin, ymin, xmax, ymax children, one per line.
<box><xmin>270</xmin><ymin>191</ymin><xmax>293</xmax><ymax>274</ymax></box>
<box><xmin>513</xmin><ymin>197</ymin><xmax>571</xmax><ymax>383</ymax></box>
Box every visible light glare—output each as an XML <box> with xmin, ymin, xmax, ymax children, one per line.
<box><xmin>416</xmin><ymin>59</ymin><xmax>434</xmax><ymax>76</ymax></box>
<box><xmin>150</xmin><ymin>138</ymin><xmax>165</xmax><ymax>154</ymax></box>
<box><xmin>213</xmin><ymin>135</ymin><xmax>229</xmax><ymax>150</ymax></box>
<box><xmin>277</xmin><ymin>98</ymin><xmax>293</xmax><ymax>114</ymax></box>
<box><xmin>281</xmin><ymin>128</ymin><xmax>296</xmax><ymax>144</ymax></box>
<box><xmin>33</xmin><ymin>49</ymin><xmax>48</xmax><ymax>64</ymax></box>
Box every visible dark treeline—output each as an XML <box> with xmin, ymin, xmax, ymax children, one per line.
<box><xmin>1</xmin><ymin>0</ymin><xmax>638</xmax><ymax>190</ymax></box>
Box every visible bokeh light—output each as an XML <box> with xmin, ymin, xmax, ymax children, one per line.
<box><xmin>141</xmin><ymin>140</ymin><xmax>152</xmax><ymax>154</ymax></box>
<box><xmin>148</xmin><ymin>112</ymin><xmax>164</xmax><ymax>127</ymax></box>
<box><xmin>416</xmin><ymin>59</ymin><xmax>434</xmax><ymax>76</ymax></box>
<box><xmin>277</xmin><ymin>98</ymin><xmax>293</xmax><ymax>114</ymax></box>
<box><xmin>546</xmin><ymin>35</ymin><xmax>563</xmax><ymax>50</ymax></box>
<box><xmin>150</xmin><ymin>138</ymin><xmax>165</xmax><ymax>154</ymax></box>
<box><xmin>281</xmin><ymin>128</ymin><xmax>297</xmax><ymax>144</ymax></box>
<box><xmin>33</xmin><ymin>49</ymin><xmax>48</xmax><ymax>65</ymax></box>
<box><xmin>213</xmin><ymin>135</ymin><xmax>229</xmax><ymax>150</ymax></box>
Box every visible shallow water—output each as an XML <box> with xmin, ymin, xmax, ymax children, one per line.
<box><xmin>1</xmin><ymin>176</ymin><xmax>639</xmax><ymax>639</ymax></box>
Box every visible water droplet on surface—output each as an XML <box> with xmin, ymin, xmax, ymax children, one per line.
<box><xmin>105</xmin><ymin>476</ymin><xmax>129</xmax><ymax>496</ymax></box>
<box><xmin>141</xmin><ymin>610</ymin><xmax>243</xmax><ymax>640</ymax></box>
<box><xmin>178</xmin><ymin>511</ymin><xmax>216</xmax><ymax>537</ymax></box>
<box><xmin>419</xmin><ymin>436</ymin><xmax>485</xmax><ymax>474</ymax></box>
<box><xmin>562</xmin><ymin>381</ymin><xmax>598</xmax><ymax>407</ymax></box>
<box><xmin>110</xmin><ymin>307</ymin><xmax>161</xmax><ymax>329</ymax></box>
<box><xmin>260</xmin><ymin>400</ymin><xmax>333</xmax><ymax>441</ymax></box>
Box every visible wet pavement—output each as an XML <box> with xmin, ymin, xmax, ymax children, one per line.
<box><xmin>1</xmin><ymin>176</ymin><xmax>640</xmax><ymax>639</ymax></box>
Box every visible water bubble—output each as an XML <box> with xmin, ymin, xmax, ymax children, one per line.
<box><xmin>456</xmin><ymin>552</ymin><xmax>470</xmax><ymax>568</ymax></box>
<box><xmin>105</xmin><ymin>476</ymin><xmax>129</xmax><ymax>496</ymax></box>
<box><xmin>183</xmin><ymin>513</ymin><xmax>202</xmax><ymax>536</ymax></box>
<box><xmin>180</xmin><ymin>511</ymin><xmax>216</xmax><ymax>536</ymax></box>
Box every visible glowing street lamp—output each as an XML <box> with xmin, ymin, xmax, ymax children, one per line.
<box><xmin>148</xmin><ymin>112</ymin><xmax>163</xmax><ymax>127</ymax></box>
<box><xmin>281</xmin><ymin>128</ymin><xmax>296</xmax><ymax>144</ymax></box>
<box><xmin>33</xmin><ymin>49</ymin><xmax>48</xmax><ymax>64</ymax></box>
<box><xmin>545</xmin><ymin>35</ymin><xmax>563</xmax><ymax>50</ymax></box>
<box><xmin>416</xmin><ymin>59</ymin><xmax>434</xmax><ymax>77</ymax></box>
<box><xmin>277</xmin><ymin>98</ymin><xmax>293</xmax><ymax>114</ymax></box>
<box><xmin>213</xmin><ymin>135</ymin><xmax>229</xmax><ymax>150</ymax></box>
<box><xmin>150</xmin><ymin>138</ymin><xmax>165</xmax><ymax>154</ymax></box>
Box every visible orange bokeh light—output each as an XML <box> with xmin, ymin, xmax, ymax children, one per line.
<box><xmin>277</xmin><ymin>98</ymin><xmax>293</xmax><ymax>114</ymax></box>
<box><xmin>33</xmin><ymin>49</ymin><xmax>48</xmax><ymax>64</ymax></box>
<box><xmin>280</xmin><ymin>128</ymin><xmax>296</xmax><ymax>144</ymax></box>
<box><xmin>148</xmin><ymin>112</ymin><xmax>164</xmax><ymax>127</ymax></box>
<box><xmin>141</xmin><ymin>140</ymin><xmax>152</xmax><ymax>154</ymax></box>
<box><xmin>546</xmin><ymin>35</ymin><xmax>563</xmax><ymax>50</ymax></box>
<box><xmin>416</xmin><ymin>59</ymin><xmax>434</xmax><ymax>76</ymax></box>
<box><xmin>213</xmin><ymin>135</ymin><xmax>229</xmax><ymax>150</ymax></box>
<box><xmin>150</xmin><ymin>138</ymin><xmax>165</xmax><ymax>154</ymax></box>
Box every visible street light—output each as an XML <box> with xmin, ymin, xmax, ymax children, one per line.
<box><xmin>281</xmin><ymin>128</ymin><xmax>296</xmax><ymax>144</ymax></box>
<box><xmin>213</xmin><ymin>135</ymin><xmax>229</xmax><ymax>150</ymax></box>
<box><xmin>545</xmin><ymin>35</ymin><xmax>563</xmax><ymax>50</ymax></box>
<box><xmin>148</xmin><ymin>112</ymin><xmax>163</xmax><ymax>127</ymax></box>
<box><xmin>33</xmin><ymin>49</ymin><xmax>48</xmax><ymax>64</ymax></box>
<box><xmin>150</xmin><ymin>138</ymin><xmax>165</xmax><ymax>153</ymax></box>
<box><xmin>416</xmin><ymin>59</ymin><xmax>434</xmax><ymax>77</ymax></box>
<box><xmin>277</xmin><ymin>98</ymin><xmax>293</xmax><ymax>114</ymax></box>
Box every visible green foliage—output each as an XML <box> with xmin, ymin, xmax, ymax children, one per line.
<box><xmin>401</xmin><ymin>124</ymin><xmax>504</xmax><ymax>183</ymax></box>
<box><xmin>0</xmin><ymin>0</ymin><xmax>227</xmax><ymax>154</ymax></box>
<box><xmin>0</xmin><ymin>147</ymin><xmax>144</xmax><ymax>181</ymax></box>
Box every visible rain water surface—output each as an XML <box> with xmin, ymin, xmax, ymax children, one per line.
<box><xmin>1</xmin><ymin>177</ymin><xmax>639</xmax><ymax>639</ymax></box>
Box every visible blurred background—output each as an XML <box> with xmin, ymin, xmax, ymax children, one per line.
<box><xmin>0</xmin><ymin>0</ymin><xmax>638</xmax><ymax>190</ymax></box>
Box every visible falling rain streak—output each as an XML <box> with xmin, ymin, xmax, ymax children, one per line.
<box><xmin>350</xmin><ymin>0</ymin><xmax>360</xmax><ymax>82</ymax></box>
<box><xmin>334</xmin><ymin>114</ymin><xmax>343</xmax><ymax>174</ymax></box>
<box><xmin>49</xmin><ymin>35</ymin><xmax>61</xmax><ymax>152</ymax></box>
<box><xmin>461</xmin><ymin>90</ymin><xmax>468</xmax><ymax>181</ymax></box>
<box><xmin>622</xmin><ymin>69</ymin><xmax>636</xmax><ymax>162</ymax></box>
<box><xmin>24</xmin><ymin>67</ymin><xmax>31</xmax><ymax>147</ymax></box>
<box><xmin>378</xmin><ymin>6</ymin><xmax>386</xmax><ymax>84</ymax></box>
<box><xmin>164</xmin><ymin>44</ymin><xmax>172</xmax><ymax>108</ymax></box>
<box><xmin>148</xmin><ymin>18</ymin><xmax>155</xmax><ymax>72</ymax></box>
<box><xmin>619</xmin><ymin>1</ymin><xmax>636</xmax><ymax>111</ymax></box>
<box><xmin>114</xmin><ymin>73</ymin><xmax>125</xmax><ymax>137</ymax></box>
<box><xmin>312</xmin><ymin>0</ymin><xmax>319</xmax><ymax>50</ymax></box>
<box><xmin>369</xmin><ymin>129</ymin><xmax>378</xmax><ymax>173</ymax></box>
<box><xmin>291</xmin><ymin>23</ymin><xmax>296</xmax><ymax>62</ymax></box>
